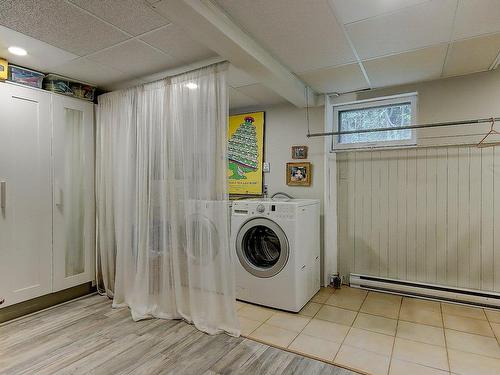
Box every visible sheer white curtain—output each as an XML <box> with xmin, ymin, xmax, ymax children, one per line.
<box><xmin>96</xmin><ymin>63</ymin><xmax>239</xmax><ymax>336</ymax></box>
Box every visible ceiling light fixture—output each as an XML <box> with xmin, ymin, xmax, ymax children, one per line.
<box><xmin>8</xmin><ymin>46</ymin><xmax>27</xmax><ymax>56</ymax></box>
<box><xmin>185</xmin><ymin>82</ymin><xmax>198</xmax><ymax>90</ymax></box>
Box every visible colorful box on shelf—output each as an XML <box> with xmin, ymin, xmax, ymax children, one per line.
<box><xmin>0</xmin><ymin>58</ymin><xmax>8</xmax><ymax>80</ymax></box>
<box><xmin>8</xmin><ymin>64</ymin><xmax>44</xmax><ymax>88</ymax></box>
<box><xmin>44</xmin><ymin>74</ymin><xmax>96</xmax><ymax>102</ymax></box>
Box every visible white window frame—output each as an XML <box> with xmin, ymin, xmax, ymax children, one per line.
<box><xmin>332</xmin><ymin>92</ymin><xmax>418</xmax><ymax>151</ymax></box>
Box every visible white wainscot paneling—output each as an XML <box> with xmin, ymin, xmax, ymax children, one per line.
<box><xmin>337</xmin><ymin>146</ymin><xmax>500</xmax><ymax>292</ymax></box>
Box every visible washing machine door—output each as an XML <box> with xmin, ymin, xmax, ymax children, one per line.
<box><xmin>236</xmin><ymin>218</ymin><xmax>289</xmax><ymax>278</ymax></box>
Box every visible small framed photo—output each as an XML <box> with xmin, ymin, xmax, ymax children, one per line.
<box><xmin>286</xmin><ymin>162</ymin><xmax>311</xmax><ymax>186</ymax></box>
<box><xmin>291</xmin><ymin>145</ymin><xmax>308</xmax><ymax>159</ymax></box>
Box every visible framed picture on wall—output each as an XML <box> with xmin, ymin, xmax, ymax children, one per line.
<box><xmin>227</xmin><ymin>111</ymin><xmax>265</xmax><ymax>196</ymax></box>
<box><xmin>291</xmin><ymin>145</ymin><xmax>308</xmax><ymax>159</ymax></box>
<box><xmin>286</xmin><ymin>162</ymin><xmax>311</xmax><ymax>186</ymax></box>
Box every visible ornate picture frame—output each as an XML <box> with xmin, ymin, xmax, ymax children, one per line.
<box><xmin>286</xmin><ymin>162</ymin><xmax>312</xmax><ymax>186</ymax></box>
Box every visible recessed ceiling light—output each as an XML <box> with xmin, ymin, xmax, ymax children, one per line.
<box><xmin>185</xmin><ymin>82</ymin><xmax>198</xmax><ymax>90</ymax></box>
<box><xmin>8</xmin><ymin>46</ymin><xmax>27</xmax><ymax>56</ymax></box>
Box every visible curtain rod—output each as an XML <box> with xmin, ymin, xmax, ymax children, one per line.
<box><xmin>307</xmin><ymin>117</ymin><xmax>500</xmax><ymax>138</ymax></box>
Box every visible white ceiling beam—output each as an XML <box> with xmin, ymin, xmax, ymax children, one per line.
<box><xmin>149</xmin><ymin>0</ymin><xmax>317</xmax><ymax>107</ymax></box>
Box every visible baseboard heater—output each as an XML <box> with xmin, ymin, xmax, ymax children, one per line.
<box><xmin>350</xmin><ymin>273</ymin><xmax>500</xmax><ymax>309</ymax></box>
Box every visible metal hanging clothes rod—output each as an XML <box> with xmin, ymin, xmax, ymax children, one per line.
<box><xmin>306</xmin><ymin>117</ymin><xmax>500</xmax><ymax>138</ymax></box>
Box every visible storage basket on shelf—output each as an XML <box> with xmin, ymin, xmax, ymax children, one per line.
<box><xmin>8</xmin><ymin>65</ymin><xmax>44</xmax><ymax>88</ymax></box>
<box><xmin>44</xmin><ymin>74</ymin><xmax>96</xmax><ymax>102</ymax></box>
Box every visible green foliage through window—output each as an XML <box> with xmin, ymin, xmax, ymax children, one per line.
<box><xmin>339</xmin><ymin>103</ymin><xmax>412</xmax><ymax>144</ymax></box>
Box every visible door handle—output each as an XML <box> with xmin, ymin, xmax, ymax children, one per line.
<box><xmin>1</xmin><ymin>181</ymin><xmax>5</xmax><ymax>210</ymax></box>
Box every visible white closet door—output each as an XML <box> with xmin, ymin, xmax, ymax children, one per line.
<box><xmin>52</xmin><ymin>95</ymin><xmax>95</xmax><ymax>292</ymax></box>
<box><xmin>0</xmin><ymin>83</ymin><xmax>52</xmax><ymax>307</ymax></box>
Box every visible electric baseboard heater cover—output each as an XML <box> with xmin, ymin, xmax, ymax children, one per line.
<box><xmin>350</xmin><ymin>273</ymin><xmax>500</xmax><ymax>309</ymax></box>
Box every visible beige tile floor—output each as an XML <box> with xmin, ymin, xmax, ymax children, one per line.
<box><xmin>236</xmin><ymin>286</ymin><xmax>500</xmax><ymax>375</ymax></box>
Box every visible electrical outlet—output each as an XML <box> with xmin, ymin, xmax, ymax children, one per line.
<box><xmin>263</xmin><ymin>162</ymin><xmax>270</xmax><ymax>173</ymax></box>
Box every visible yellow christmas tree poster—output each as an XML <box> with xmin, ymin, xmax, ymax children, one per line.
<box><xmin>227</xmin><ymin>112</ymin><xmax>265</xmax><ymax>196</ymax></box>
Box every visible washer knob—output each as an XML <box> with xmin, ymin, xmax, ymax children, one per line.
<box><xmin>256</xmin><ymin>203</ymin><xmax>265</xmax><ymax>213</ymax></box>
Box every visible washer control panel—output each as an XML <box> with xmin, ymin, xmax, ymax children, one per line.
<box><xmin>271</xmin><ymin>204</ymin><xmax>296</xmax><ymax>220</ymax></box>
<box><xmin>232</xmin><ymin>201</ymin><xmax>296</xmax><ymax>220</ymax></box>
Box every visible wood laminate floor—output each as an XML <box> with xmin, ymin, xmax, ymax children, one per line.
<box><xmin>0</xmin><ymin>294</ymin><xmax>358</xmax><ymax>375</ymax></box>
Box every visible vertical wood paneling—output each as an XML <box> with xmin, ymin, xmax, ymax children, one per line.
<box><xmin>354</xmin><ymin>152</ymin><xmax>364</xmax><ymax>274</ymax></box>
<box><xmin>397</xmin><ymin>150</ymin><xmax>407</xmax><ymax>280</ymax></box>
<box><xmin>481</xmin><ymin>148</ymin><xmax>494</xmax><ymax>291</ymax></box>
<box><xmin>363</xmin><ymin>152</ymin><xmax>375</xmax><ymax>274</ymax></box>
<box><xmin>371</xmin><ymin>152</ymin><xmax>381</xmax><ymax>275</ymax></box>
<box><xmin>346</xmin><ymin>152</ymin><xmax>356</xmax><ymax>277</ymax></box>
<box><xmin>337</xmin><ymin>153</ymin><xmax>348</xmax><ymax>279</ymax></box>
<box><xmin>362</xmin><ymin>153</ymin><xmax>372</xmax><ymax>275</ymax></box>
<box><xmin>416</xmin><ymin>148</ymin><xmax>427</xmax><ymax>281</ymax></box>
<box><xmin>494</xmin><ymin>147</ymin><xmax>500</xmax><ymax>291</ymax></box>
<box><xmin>457</xmin><ymin>147</ymin><xmax>470</xmax><ymax>288</ymax></box>
<box><xmin>469</xmin><ymin>148</ymin><xmax>482</xmax><ymax>290</ymax></box>
<box><xmin>379</xmin><ymin>154</ymin><xmax>389</xmax><ymax>277</ymax></box>
<box><xmin>426</xmin><ymin>148</ymin><xmax>437</xmax><ymax>283</ymax></box>
<box><xmin>387</xmin><ymin>151</ymin><xmax>399</xmax><ymax>279</ymax></box>
<box><xmin>337</xmin><ymin>145</ymin><xmax>500</xmax><ymax>292</ymax></box>
<box><xmin>435</xmin><ymin>148</ymin><xmax>448</xmax><ymax>285</ymax></box>
<box><xmin>447</xmin><ymin>148</ymin><xmax>459</xmax><ymax>286</ymax></box>
<box><xmin>406</xmin><ymin>149</ymin><xmax>417</xmax><ymax>281</ymax></box>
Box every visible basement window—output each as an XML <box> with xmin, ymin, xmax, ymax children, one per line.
<box><xmin>332</xmin><ymin>93</ymin><xmax>417</xmax><ymax>150</ymax></box>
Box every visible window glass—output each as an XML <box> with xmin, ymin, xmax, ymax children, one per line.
<box><xmin>339</xmin><ymin>102</ymin><xmax>412</xmax><ymax>144</ymax></box>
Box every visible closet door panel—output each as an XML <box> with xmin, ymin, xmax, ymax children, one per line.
<box><xmin>0</xmin><ymin>85</ymin><xmax>9</xmax><ymax>306</ymax></box>
<box><xmin>0</xmin><ymin>83</ymin><xmax>52</xmax><ymax>307</ymax></box>
<box><xmin>52</xmin><ymin>95</ymin><xmax>95</xmax><ymax>292</ymax></box>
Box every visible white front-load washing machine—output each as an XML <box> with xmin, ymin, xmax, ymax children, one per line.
<box><xmin>231</xmin><ymin>199</ymin><xmax>320</xmax><ymax>312</ymax></box>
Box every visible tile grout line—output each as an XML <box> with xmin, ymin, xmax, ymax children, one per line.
<box><xmin>387</xmin><ymin>295</ymin><xmax>403</xmax><ymax>375</ymax></box>
<box><xmin>289</xmin><ymin>287</ymin><xmax>340</xmax><ymax>361</ymax></box>
<box><xmin>331</xmin><ymin>288</ymin><xmax>369</xmax><ymax>365</ymax></box>
<box><xmin>484</xmin><ymin>308</ymin><xmax>500</xmax><ymax>348</ymax></box>
<box><xmin>241</xmin><ymin>289</ymin><xmax>500</xmax><ymax>374</ymax></box>
<box><xmin>441</xmin><ymin>301</ymin><xmax>453</xmax><ymax>374</ymax></box>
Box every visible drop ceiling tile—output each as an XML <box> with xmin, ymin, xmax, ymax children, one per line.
<box><xmin>299</xmin><ymin>63</ymin><xmax>368</xmax><ymax>94</ymax></box>
<box><xmin>0</xmin><ymin>0</ymin><xmax>129</xmax><ymax>56</ymax></box>
<box><xmin>87</xmin><ymin>39</ymin><xmax>176</xmax><ymax>78</ymax></box>
<box><xmin>333</xmin><ymin>0</ymin><xmax>429</xmax><ymax>24</ymax></box>
<box><xmin>346</xmin><ymin>0</ymin><xmax>456</xmax><ymax>59</ymax></box>
<box><xmin>228</xmin><ymin>65</ymin><xmax>259</xmax><ymax>87</ymax></box>
<box><xmin>68</xmin><ymin>0</ymin><xmax>169</xmax><ymax>36</ymax></box>
<box><xmin>363</xmin><ymin>45</ymin><xmax>447</xmax><ymax>88</ymax></box>
<box><xmin>236</xmin><ymin>83</ymin><xmax>287</xmax><ymax>106</ymax></box>
<box><xmin>139</xmin><ymin>24</ymin><xmax>216</xmax><ymax>64</ymax></box>
<box><xmin>443</xmin><ymin>33</ymin><xmax>500</xmax><ymax>77</ymax></box>
<box><xmin>49</xmin><ymin>57</ymin><xmax>127</xmax><ymax>86</ymax></box>
<box><xmin>216</xmin><ymin>0</ymin><xmax>356</xmax><ymax>72</ymax></box>
<box><xmin>0</xmin><ymin>25</ymin><xmax>78</xmax><ymax>72</ymax></box>
<box><xmin>229</xmin><ymin>86</ymin><xmax>259</xmax><ymax>109</ymax></box>
<box><xmin>453</xmin><ymin>0</ymin><xmax>500</xmax><ymax>40</ymax></box>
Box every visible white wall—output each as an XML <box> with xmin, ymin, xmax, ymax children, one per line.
<box><xmin>330</xmin><ymin>69</ymin><xmax>500</xmax><ymax>290</ymax></box>
<box><xmin>332</xmin><ymin>69</ymin><xmax>500</xmax><ymax>146</ymax></box>
<box><xmin>230</xmin><ymin>103</ymin><xmax>324</xmax><ymax>201</ymax></box>
<box><xmin>261</xmin><ymin>104</ymin><xmax>324</xmax><ymax>203</ymax></box>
